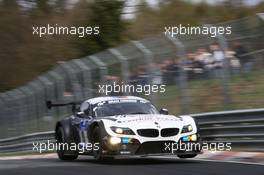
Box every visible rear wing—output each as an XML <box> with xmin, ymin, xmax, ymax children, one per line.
<box><xmin>46</xmin><ymin>101</ymin><xmax>81</xmax><ymax>113</ymax></box>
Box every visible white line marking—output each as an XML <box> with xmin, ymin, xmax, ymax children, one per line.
<box><xmin>194</xmin><ymin>158</ymin><xmax>264</xmax><ymax>166</ymax></box>
<box><xmin>152</xmin><ymin>156</ymin><xmax>264</xmax><ymax>166</ymax></box>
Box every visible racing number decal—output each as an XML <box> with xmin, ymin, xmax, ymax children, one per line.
<box><xmin>79</xmin><ymin>119</ymin><xmax>92</xmax><ymax>145</ymax></box>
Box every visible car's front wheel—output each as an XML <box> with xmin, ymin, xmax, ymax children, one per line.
<box><xmin>56</xmin><ymin>127</ymin><xmax>78</xmax><ymax>161</ymax></box>
<box><xmin>92</xmin><ymin>126</ymin><xmax>113</xmax><ymax>162</ymax></box>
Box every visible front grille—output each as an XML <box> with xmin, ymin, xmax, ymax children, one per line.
<box><xmin>136</xmin><ymin>141</ymin><xmax>175</xmax><ymax>154</ymax></box>
<box><xmin>137</xmin><ymin>129</ymin><xmax>159</xmax><ymax>137</ymax></box>
<box><xmin>161</xmin><ymin>128</ymin><xmax>179</xmax><ymax>137</ymax></box>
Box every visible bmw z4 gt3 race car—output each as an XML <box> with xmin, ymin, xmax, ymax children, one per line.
<box><xmin>47</xmin><ymin>96</ymin><xmax>201</xmax><ymax>161</ymax></box>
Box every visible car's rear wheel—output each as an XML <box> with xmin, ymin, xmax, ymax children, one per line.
<box><xmin>56</xmin><ymin>127</ymin><xmax>78</xmax><ymax>161</ymax></box>
<box><xmin>178</xmin><ymin>154</ymin><xmax>197</xmax><ymax>159</ymax></box>
<box><xmin>92</xmin><ymin>126</ymin><xmax>113</xmax><ymax>162</ymax></box>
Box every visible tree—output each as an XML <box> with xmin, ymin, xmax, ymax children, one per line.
<box><xmin>77</xmin><ymin>0</ymin><xmax>127</xmax><ymax>55</ymax></box>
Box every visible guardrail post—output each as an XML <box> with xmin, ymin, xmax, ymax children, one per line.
<box><xmin>15</xmin><ymin>89</ymin><xmax>29</xmax><ymax>135</ymax></box>
<box><xmin>47</xmin><ymin>70</ymin><xmax>68</xmax><ymax>118</ymax></box>
<box><xmin>38</xmin><ymin>76</ymin><xmax>56</xmax><ymax>129</ymax></box>
<box><xmin>60</xmin><ymin>62</ymin><xmax>82</xmax><ymax>102</ymax></box>
<box><xmin>27</xmin><ymin>81</ymin><xmax>45</xmax><ymax>131</ymax></box>
<box><xmin>34</xmin><ymin>80</ymin><xmax>47</xmax><ymax>130</ymax></box>
<box><xmin>165</xmin><ymin>35</ymin><xmax>189</xmax><ymax>114</ymax></box>
<box><xmin>131</xmin><ymin>40</ymin><xmax>156</xmax><ymax>102</ymax></box>
<box><xmin>6</xmin><ymin>90</ymin><xmax>23</xmax><ymax>136</ymax></box>
<box><xmin>1</xmin><ymin>93</ymin><xmax>15</xmax><ymax>138</ymax></box>
<box><xmin>20</xmin><ymin>86</ymin><xmax>37</xmax><ymax>133</ymax></box>
<box><xmin>72</xmin><ymin>59</ymin><xmax>93</xmax><ymax>99</ymax></box>
<box><xmin>0</xmin><ymin>95</ymin><xmax>7</xmax><ymax>138</ymax></box>
<box><xmin>216</xmin><ymin>29</ymin><xmax>232</xmax><ymax>110</ymax></box>
<box><xmin>89</xmin><ymin>55</ymin><xmax>108</xmax><ymax>88</ymax></box>
<box><xmin>109</xmin><ymin>48</ymin><xmax>130</xmax><ymax>94</ymax></box>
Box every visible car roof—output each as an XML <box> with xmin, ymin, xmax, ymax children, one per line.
<box><xmin>84</xmin><ymin>96</ymin><xmax>149</xmax><ymax>105</ymax></box>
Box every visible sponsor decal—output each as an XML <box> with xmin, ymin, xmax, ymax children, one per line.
<box><xmin>80</xmin><ymin>120</ymin><xmax>89</xmax><ymax>130</ymax></box>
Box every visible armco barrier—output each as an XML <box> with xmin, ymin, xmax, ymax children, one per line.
<box><xmin>190</xmin><ymin>108</ymin><xmax>264</xmax><ymax>151</ymax></box>
<box><xmin>0</xmin><ymin>108</ymin><xmax>263</xmax><ymax>154</ymax></box>
<box><xmin>0</xmin><ymin>131</ymin><xmax>55</xmax><ymax>153</ymax></box>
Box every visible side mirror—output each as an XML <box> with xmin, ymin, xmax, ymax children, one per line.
<box><xmin>160</xmin><ymin>108</ymin><xmax>169</xmax><ymax>115</ymax></box>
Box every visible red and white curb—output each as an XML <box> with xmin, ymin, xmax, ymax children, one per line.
<box><xmin>0</xmin><ymin>153</ymin><xmax>57</xmax><ymax>160</ymax></box>
<box><xmin>196</xmin><ymin>151</ymin><xmax>264</xmax><ymax>165</ymax></box>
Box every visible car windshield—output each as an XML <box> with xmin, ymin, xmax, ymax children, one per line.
<box><xmin>94</xmin><ymin>102</ymin><xmax>159</xmax><ymax>117</ymax></box>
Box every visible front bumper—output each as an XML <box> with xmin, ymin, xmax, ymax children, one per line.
<box><xmin>101</xmin><ymin>134</ymin><xmax>202</xmax><ymax>157</ymax></box>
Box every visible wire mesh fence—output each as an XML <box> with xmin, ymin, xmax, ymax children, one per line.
<box><xmin>0</xmin><ymin>14</ymin><xmax>263</xmax><ymax>139</ymax></box>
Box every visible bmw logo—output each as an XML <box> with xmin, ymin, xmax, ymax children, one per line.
<box><xmin>154</xmin><ymin>122</ymin><xmax>160</xmax><ymax>128</ymax></box>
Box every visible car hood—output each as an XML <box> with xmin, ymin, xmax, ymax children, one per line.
<box><xmin>100</xmin><ymin>114</ymin><xmax>185</xmax><ymax>130</ymax></box>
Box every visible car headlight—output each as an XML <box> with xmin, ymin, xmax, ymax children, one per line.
<box><xmin>181</xmin><ymin>125</ymin><xmax>193</xmax><ymax>133</ymax></box>
<box><xmin>109</xmin><ymin>137</ymin><xmax>121</xmax><ymax>145</ymax></box>
<box><xmin>110</xmin><ymin>127</ymin><xmax>135</xmax><ymax>135</ymax></box>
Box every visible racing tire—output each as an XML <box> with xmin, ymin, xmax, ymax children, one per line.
<box><xmin>177</xmin><ymin>154</ymin><xmax>197</xmax><ymax>159</ymax></box>
<box><xmin>56</xmin><ymin>127</ymin><xmax>78</xmax><ymax>161</ymax></box>
<box><xmin>92</xmin><ymin>126</ymin><xmax>113</xmax><ymax>162</ymax></box>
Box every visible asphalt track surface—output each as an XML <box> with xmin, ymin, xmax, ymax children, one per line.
<box><xmin>0</xmin><ymin>156</ymin><xmax>263</xmax><ymax>175</ymax></box>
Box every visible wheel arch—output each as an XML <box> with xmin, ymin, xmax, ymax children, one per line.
<box><xmin>55</xmin><ymin>118</ymin><xmax>76</xmax><ymax>143</ymax></box>
<box><xmin>88</xmin><ymin>121</ymin><xmax>107</xmax><ymax>142</ymax></box>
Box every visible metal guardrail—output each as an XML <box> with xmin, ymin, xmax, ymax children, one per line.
<box><xmin>190</xmin><ymin>108</ymin><xmax>264</xmax><ymax>151</ymax></box>
<box><xmin>0</xmin><ymin>108</ymin><xmax>264</xmax><ymax>154</ymax></box>
<box><xmin>0</xmin><ymin>131</ymin><xmax>55</xmax><ymax>153</ymax></box>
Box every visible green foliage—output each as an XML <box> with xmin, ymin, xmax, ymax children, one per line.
<box><xmin>0</xmin><ymin>0</ymin><xmax>263</xmax><ymax>91</ymax></box>
<box><xmin>129</xmin><ymin>0</ymin><xmax>264</xmax><ymax>38</ymax></box>
<box><xmin>0</xmin><ymin>0</ymin><xmax>127</xmax><ymax>91</ymax></box>
<box><xmin>77</xmin><ymin>0</ymin><xmax>126</xmax><ymax>56</ymax></box>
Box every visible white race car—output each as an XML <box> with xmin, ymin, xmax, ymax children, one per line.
<box><xmin>47</xmin><ymin>96</ymin><xmax>201</xmax><ymax>161</ymax></box>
